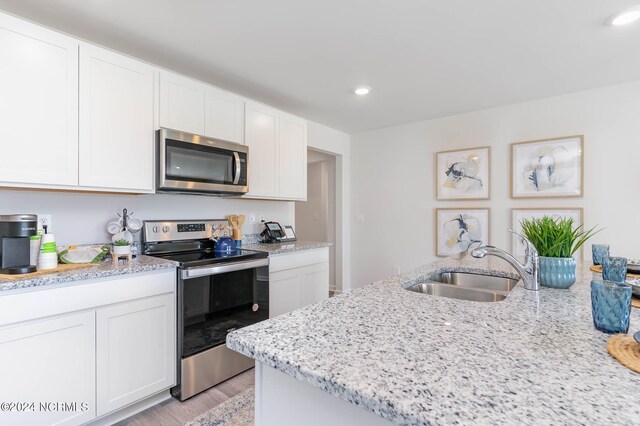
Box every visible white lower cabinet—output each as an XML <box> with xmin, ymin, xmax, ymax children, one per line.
<box><xmin>269</xmin><ymin>248</ymin><xmax>329</xmax><ymax>318</ymax></box>
<box><xmin>270</xmin><ymin>269</ymin><xmax>303</xmax><ymax>318</ymax></box>
<box><xmin>299</xmin><ymin>262</ymin><xmax>330</xmax><ymax>307</ymax></box>
<box><xmin>0</xmin><ymin>311</ymin><xmax>96</xmax><ymax>426</ymax></box>
<box><xmin>96</xmin><ymin>293</ymin><xmax>175</xmax><ymax>416</ymax></box>
<box><xmin>0</xmin><ymin>270</ymin><xmax>176</xmax><ymax>426</ymax></box>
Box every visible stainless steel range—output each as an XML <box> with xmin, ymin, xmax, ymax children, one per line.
<box><xmin>142</xmin><ymin>219</ymin><xmax>269</xmax><ymax>401</ymax></box>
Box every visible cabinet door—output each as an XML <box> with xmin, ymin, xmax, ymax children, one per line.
<box><xmin>159</xmin><ymin>71</ymin><xmax>205</xmax><ymax>134</ymax></box>
<box><xmin>278</xmin><ymin>113</ymin><xmax>307</xmax><ymax>200</ymax></box>
<box><xmin>245</xmin><ymin>102</ymin><xmax>279</xmax><ymax>197</ymax></box>
<box><xmin>0</xmin><ymin>311</ymin><xmax>96</xmax><ymax>426</ymax></box>
<box><xmin>269</xmin><ymin>269</ymin><xmax>302</xmax><ymax>318</ymax></box>
<box><xmin>79</xmin><ymin>44</ymin><xmax>155</xmax><ymax>191</ymax></box>
<box><xmin>0</xmin><ymin>12</ymin><xmax>78</xmax><ymax>187</ymax></box>
<box><xmin>96</xmin><ymin>293</ymin><xmax>176</xmax><ymax>416</ymax></box>
<box><xmin>205</xmin><ymin>86</ymin><xmax>244</xmax><ymax>143</ymax></box>
<box><xmin>299</xmin><ymin>262</ymin><xmax>330</xmax><ymax>307</ymax></box>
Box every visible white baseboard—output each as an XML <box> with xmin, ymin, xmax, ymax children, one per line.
<box><xmin>85</xmin><ymin>389</ymin><xmax>171</xmax><ymax>425</ymax></box>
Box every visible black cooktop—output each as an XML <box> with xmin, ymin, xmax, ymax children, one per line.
<box><xmin>152</xmin><ymin>248</ymin><xmax>267</xmax><ymax>268</ymax></box>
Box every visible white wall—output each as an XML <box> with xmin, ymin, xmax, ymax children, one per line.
<box><xmin>295</xmin><ymin>152</ymin><xmax>337</xmax><ymax>289</ymax></box>
<box><xmin>350</xmin><ymin>80</ymin><xmax>640</xmax><ymax>288</ymax></box>
<box><xmin>296</xmin><ymin>162</ymin><xmax>328</xmax><ymax>242</ymax></box>
<box><xmin>0</xmin><ymin>189</ymin><xmax>292</xmax><ymax>245</ymax></box>
<box><xmin>307</xmin><ymin>121</ymin><xmax>350</xmax><ymax>291</ymax></box>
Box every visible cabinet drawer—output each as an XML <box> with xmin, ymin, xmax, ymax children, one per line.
<box><xmin>269</xmin><ymin>248</ymin><xmax>329</xmax><ymax>273</ymax></box>
<box><xmin>0</xmin><ymin>270</ymin><xmax>176</xmax><ymax>327</ymax></box>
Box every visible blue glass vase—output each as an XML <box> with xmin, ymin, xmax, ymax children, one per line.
<box><xmin>591</xmin><ymin>280</ymin><xmax>632</xmax><ymax>334</ymax></box>
<box><xmin>539</xmin><ymin>256</ymin><xmax>576</xmax><ymax>289</ymax></box>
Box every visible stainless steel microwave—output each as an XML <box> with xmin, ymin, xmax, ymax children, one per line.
<box><xmin>157</xmin><ymin>128</ymin><xmax>249</xmax><ymax>196</ymax></box>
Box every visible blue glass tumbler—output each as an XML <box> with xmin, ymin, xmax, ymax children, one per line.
<box><xmin>591</xmin><ymin>280</ymin><xmax>632</xmax><ymax>333</ymax></box>
<box><xmin>602</xmin><ymin>256</ymin><xmax>627</xmax><ymax>283</ymax></box>
<box><xmin>591</xmin><ymin>244</ymin><xmax>610</xmax><ymax>266</ymax></box>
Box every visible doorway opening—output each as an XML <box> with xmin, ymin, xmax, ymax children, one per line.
<box><xmin>295</xmin><ymin>149</ymin><xmax>338</xmax><ymax>295</ymax></box>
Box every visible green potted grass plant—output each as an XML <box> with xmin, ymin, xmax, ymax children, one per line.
<box><xmin>520</xmin><ymin>216</ymin><xmax>600</xmax><ymax>288</ymax></box>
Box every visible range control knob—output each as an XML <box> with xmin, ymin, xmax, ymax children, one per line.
<box><xmin>162</xmin><ymin>225</ymin><xmax>170</xmax><ymax>233</ymax></box>
<box><xmin>152</xmin><ymin>226</ymin><xmax>159</xmax><ymax>233</ymax></box>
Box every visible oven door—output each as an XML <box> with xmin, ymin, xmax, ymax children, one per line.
<box><xmin>178</xmin><ymin>259</ymin><xmax>269</xmax><ymax>359</ymax></box>
<box><xmin>174</xmin><ymin>258</ymin><xmax>269</xmax><ymax>400</ymax></box>
<box><xmin>158</xmin><ymin>128</ymin><xmax>248</xmax><ymax>195</ymax></box>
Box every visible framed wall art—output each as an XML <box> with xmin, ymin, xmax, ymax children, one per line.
<box><xmin>436</xmin><ymin>146</ymin><xmax>490</xmax><ymax>200</ymax></box>
<box><xmin>436</xmin><ymin>208</ymin><xmax>490</xmax><ymax>257</ymax></box>
<box><xmin>511</xmin><ymin>208</ymin><xmax>584</xmax><ymax>258</ymax></box>
<box><xmin>511</xmin><ymin>136</ymin><xmax>583</xmax><ymax>198</ymax></box>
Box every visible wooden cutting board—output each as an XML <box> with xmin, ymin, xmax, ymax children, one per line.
<box><xmin>0</xmin><ymin>263</ymin><xmax>97</xmax><ymax>280</ymax></box>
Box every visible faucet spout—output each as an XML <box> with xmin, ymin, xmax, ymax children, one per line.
<box><xmin>471</xmin><ymin>244</ymin><xmax>540</xmax><ymax>291</ymax></box>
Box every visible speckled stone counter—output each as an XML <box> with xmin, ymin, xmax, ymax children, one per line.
<box><xmin>227</xmin><ymin>254</ymin><xmax>640</xmax><ymax>425</ymax></box>
<box><xmin>242</xmin><ymin>240</ymin><xmax>331</xmax><ymax>255</ymax></box>
<box><xmin>0</xmin><ymin>255</ymin><xmax>178</xmax><ymax>293</ymax></box>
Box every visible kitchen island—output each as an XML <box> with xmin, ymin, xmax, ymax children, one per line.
<box><xmin>227</xmin><ymin>254</ymin><xmax>640</xmax><ymax>425</ymax></box>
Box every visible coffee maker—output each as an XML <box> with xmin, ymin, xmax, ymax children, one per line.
<box><xmin>0</xmin><ymin>214</ymin><xmax>38</xmax><ymax>274</ymax></box>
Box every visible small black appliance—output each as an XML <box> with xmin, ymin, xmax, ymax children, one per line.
<box><xmin>260</xmin><ymin>221</ymin><xmax>296</xmax><ymax>243</ymax></box>
<box><xmin>0</xmin><ymin>214</ymin><xmax>38</xmax><ymax>274</ymax></box>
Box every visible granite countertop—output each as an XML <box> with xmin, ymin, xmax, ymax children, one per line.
<box><xmin>0</xmin><ymin>255</ymin><xmax>178</xmax><ymax>293</ymax></box>
<box><xmin>227</xmin><ymin>254</ymin><xmax>640</xmax><ymax>425</ymax></box>
<box><xmin>242</xmin><ymin>240</ymin><xmax>331</xmax><ymax>255</ymax></box>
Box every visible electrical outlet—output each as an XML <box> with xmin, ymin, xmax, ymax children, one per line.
<box><xmin>37</xmin><ymin>214</ymin><xmax>52</xmax><ymax>233</ymax></box>
<box><xmin>249</xmin><ymin>214</ymin><xmax>257</xmax><ymax>224</ymax></box>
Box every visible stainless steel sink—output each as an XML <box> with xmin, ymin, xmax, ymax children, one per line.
<box><xmin>428</xmin><ymin>272</ymin><xmax>519</xmax><ymax>292</ymax></box>
<box><xmin>406</xmin><ymin>282</ymin><xmax>507</xmax><ymax>302</ymax></box>
<box><xmin>405</xmin><ymin>272</ymin><xmax>519</xmax><ymax>302</ymax></box>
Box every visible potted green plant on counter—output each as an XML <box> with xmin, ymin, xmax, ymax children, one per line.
<box><xmin>113</xmin><ymin>239</ymin><xmax>132</xmax><ymax>256</ymax></box>
<box><xmin>520</xmin><ymin>216</ymin><xmax>600</xmax><ymax>288</ymax></box>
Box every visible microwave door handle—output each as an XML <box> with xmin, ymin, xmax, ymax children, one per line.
<box><xmin>233</xmin><ymin>152</ymin><xmax>241</xmax><ymax>185</ymax></box>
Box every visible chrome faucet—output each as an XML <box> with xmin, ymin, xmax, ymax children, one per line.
<box><xmin>471</xmin><ymin>230</ymin><xmax>540</xmax><ymax>291</ymax></box>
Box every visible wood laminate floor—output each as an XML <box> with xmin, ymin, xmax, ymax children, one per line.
<box><xmin>115</xmin><ymin>369</ymin><xmax>255</xmax><ymax>426</ymax></box>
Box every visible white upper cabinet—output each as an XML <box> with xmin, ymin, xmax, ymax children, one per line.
<box><xmin>245</xmin><ymin>101</ymin><xmax>279</xmax><ymax>197</ymax></box>
<box><xmin>0</xmin><ymin>12</ymin><xmax>79</xmax><ymax>187</ymax></box>
<box><xmin>79</xmin><ymin>44</ymin><xmax>156</xmax><ymax>192</ymax></box>
<box><xmin>205</xmin><ymin>86</ymin><xmax>244</xmax><ymax>143</ymax></box>
<box><xmin>244</xmin><ymin>102</ymin><xmax>307</xmax><ymax>200</ymax></box>
<box><xmin>278</xmin><ymin>113</ymin><xmax>307</xmax><ymax>200</ymax></box>
<box><xmin>159</xmin><ymin>71</ymin><xmax>205</xmax><ymax>135</ymax></box>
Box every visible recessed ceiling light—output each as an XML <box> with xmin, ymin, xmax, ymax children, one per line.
<box><xmin>608</xmin><ymin>6</ymin><xmax>640</xmax><ymax>26</ymax></box>
<box><xmin>354</xmin><ymin>86</ymin><xmax>371</xmax><ymax>96</ymax></box>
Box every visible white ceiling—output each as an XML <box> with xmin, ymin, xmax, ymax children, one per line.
<box><xmin>1</xmin><ymin>0</ymin><xmax>639</xmax><ymax>134</ymax></box>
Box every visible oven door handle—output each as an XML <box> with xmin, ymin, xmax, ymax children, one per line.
<box><xmin>232</xmin><ymin>152</ymin><xmax>241</xmax><ymax>185</ymax></box>
<box><xmin>181</xmin><ymin>258</ymin><xmax>268</xmax><ymax>279</ymax></box>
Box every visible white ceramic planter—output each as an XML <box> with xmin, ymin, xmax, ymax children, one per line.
<box><xmin>113</xmin><ymin>245</ymin><xmax>131</xmax><ymax>255</ymax></box>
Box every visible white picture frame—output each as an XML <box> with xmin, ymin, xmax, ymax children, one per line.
<box><xmin>436</xmin><ymin>147</ymin><xmax>490</xmax><ymax>200</ymax></box>
<box><xmin>511</xmin><ymin>208</ymin><xmax>584</xmax><ymax>258</ymax></box>
<box><xmin>436</xmin><ymin>208</ymin><xmax>490</xmax><ymax>257</ymax></box>
<box><xmin>511</xmin><ymin>136</ymin><xmax>583</xmax><ymax>198</ymax></box>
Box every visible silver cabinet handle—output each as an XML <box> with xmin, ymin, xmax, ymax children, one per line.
<box><xmin>181</xmin><ymin>258</ymin><xmax>268</xmax><ymax>279</ymax></box>
<box><xmin>233</xmin><ymin>152</ymin><xmax>241</xmax><ymax>185</ymax></box>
